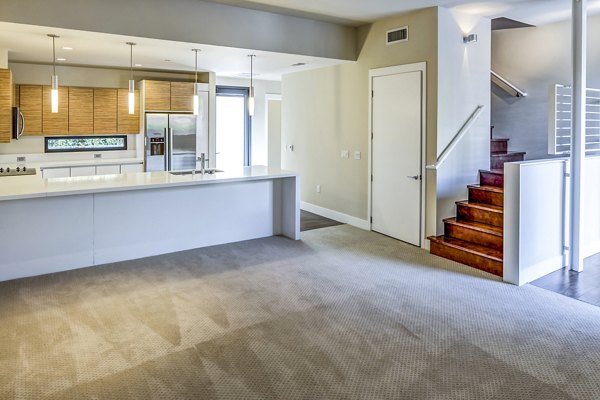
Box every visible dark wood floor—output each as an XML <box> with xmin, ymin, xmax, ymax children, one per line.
<box><xmin>531</xmin><ymin>253</ymin><xmax>600</xmax><ymax>307</ymax></box>
<box><xmin>300</xmin><ymin>210</ymin><xmax>343</xmax><ymax>232</ymax></box>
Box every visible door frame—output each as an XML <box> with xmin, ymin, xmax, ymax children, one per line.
<box><xmin>368</xmin><ymin>62</ymin><xmax>427</xmax><ymax>248</ymax></box>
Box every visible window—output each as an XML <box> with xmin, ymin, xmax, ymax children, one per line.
<box><xmin>45</xmin><ymin>136</ymin><xmax>128</xmax><ymax>153</ymax></box>
<box><xmin>216</xmin><ymin>86</ymin><xmax>251</xmax><ymax>170</ymax></box>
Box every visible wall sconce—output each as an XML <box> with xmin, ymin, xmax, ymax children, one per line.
<box><xmin>463</xmin><ymin>34</ymin><xmax>478</xmax><ymax>44</ymax></box>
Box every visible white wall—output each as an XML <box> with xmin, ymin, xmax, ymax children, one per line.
<box><xmin>491</xmin><ymin>15</ymin><xmax>600</xmax><ymax>160</ymax></box>
<box><xmin>215</xmin><ymin>76</ymin><xmax>281</xmax><ymax>166</ymax></box>
<box><xmin>282</xmin><ymin>8</ymin><xmax>438</xmax><ymax>225</ymax></box>
<box><xmin>267</xmin><ymin>98</ymin><xmax>282</xmax><ymax>168</ymax></box>
<box><xmin>0</xmin><ymin>48</ymin><xmax>7</xmax><ymax>68</ymax></box>
<box><xmin>282</xmin><ymin>6</ymin><xmax>491</xmax><ymax>236</ymax></box>
<box><xmin>434</xmin><ymin>9</ymin><xmax>491</xmax><ymax>233</ymax></box>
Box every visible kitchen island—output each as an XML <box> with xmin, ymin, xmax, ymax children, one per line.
<box><xmin>0</xmin><ymin>166</ymin><xmax>299</xmax><ymax>282</ymax></box>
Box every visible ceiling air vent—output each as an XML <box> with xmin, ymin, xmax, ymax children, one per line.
<box><xmin>386</xmin><ymin>26</ymin><xmax>408</xmax><ymax>45</ymax></box>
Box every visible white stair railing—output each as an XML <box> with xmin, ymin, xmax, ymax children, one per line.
<box><xmin>549</xmin><ymin>84</ymin><xmax>600</xmax><ymax>155</ymax></box>
<box><xmin>426</xmin><ymin>105</ymin><xmax>485</xmax><ymax>170</ymax></box>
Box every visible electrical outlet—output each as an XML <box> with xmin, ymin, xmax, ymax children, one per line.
<box><xmin>341</xmin><ymin>150</ymin><xmax>349</xmax><ymax>159</ymax></box>
<box><xmin>94</xmin><ymin>153</ymin><xmax>102</xmax><ymax>159</ymax></box>
<box><xmin>354</xmin><ymin>151</ymin><xmax>361</xmax><ymax>160</ymax></box>
<box><xmin>316</xmin><ymin>184</ymin><xmax>321</xmax><ymax>193</ymax></box>
<box><xmin>289</xmin><ymin>144</ymin><xmax>295</xmax><ymax>152</ymax></box>
<box><xmin>16</xmin><ymin>156</ymin><xmax>26</xmax><ymax>163</ymax></box>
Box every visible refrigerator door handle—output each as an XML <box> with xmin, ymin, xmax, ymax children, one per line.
<box><xmin>168</xmin><ymin>128</ymin><xmax>173</xmax><ymax>171</ymax></box>
<box><xmin>164</xmin><ymin>128</ymin><xmax>169</xmax><ymax>171</ymax></box>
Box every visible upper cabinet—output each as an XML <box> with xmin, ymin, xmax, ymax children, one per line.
<box><xmin>19</xmin><ymin>85</ymin><xmax>43</xmax><ymax>136</ymax></box>
<box><xmin>117</xmin><ymin>88</ymin><xmax>140</xmax><ymax>134</ymax></box>
<box><xmin>170</xmin><ymin>82</ymin><xmax>194</xmax><ymax>112</ymax></box>
<box><xmin>141</xmin><ymin>80</ymin><xmax>194</xmax><ymax>112</ymax></box>
<box><xmin>68</xmin><ymin>87</ymin><xmax>94</xmax><ymax>135</ymax></box>
<box><xmin>0</xmin><ymin>69</ymin><xmax>12</xmax><ymax>143</ymax></box>
<box><xmin>13</xmin><ymin>83</ymin><xmax>142</xmax><ymax>136</ymax></box>
<box><xmin>94</xmin><ymin>88</ymin><xmax>118</xmax><ymax>134</ymax></box>
<box><xmin>143</xmin><ymin>80</ymin><xmax>171</xmax><ymax>111</ymax></box>
<box><xmin>42</xmin><ymin>86</ymin><xmax>69</xmax><ymax>134</ymax></box>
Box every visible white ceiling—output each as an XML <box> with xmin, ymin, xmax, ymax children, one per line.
<box><xmin>1</xmin><ymin>1</ymin><xmax>600</xmax><ymax>80</ymax></box>
<box><xmin>0</xmin><ymin>22</ymin><xmax>348</xmax><ymax>81</ymax></box>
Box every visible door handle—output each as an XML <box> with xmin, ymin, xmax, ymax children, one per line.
<box><xmin>18</xmin><ymin>111</ymin><xmax>25</xmax><ymax>139</ymax></box>
<box><xmin>407</xmin><ymin>175</ymin><xmax>421</xmax><ymax>180</ymax></box>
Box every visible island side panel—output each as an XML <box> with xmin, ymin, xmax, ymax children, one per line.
<box><xmin>92</xmin><ymin>179</ymin><xmax>277</xmax><ymax>265</ymax></box>
<box><xmin>272</xmin><ymin>176</ymin><xmax>300</xmax><ymax>240</ymax></box>
<box><xmin>0</xmin><ymin>195</ymin><xmax>95</xmax><ymax>282</ymax></box>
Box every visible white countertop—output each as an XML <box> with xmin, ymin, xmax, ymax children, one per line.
<box><xmin>0</xmin><ymin>166</ymin><xmax>298</xmax><ymax>201</ymax></box>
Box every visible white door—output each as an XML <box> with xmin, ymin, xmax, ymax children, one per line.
<box><xmin>371</xmin><ymin>70</ymin><xmax>423</xmax><ymax>246</ymax></box>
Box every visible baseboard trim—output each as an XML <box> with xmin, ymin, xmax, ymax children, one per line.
<box><xmin>301</xmin><ymin>202</ymin><xmax>370</xmax><ymax>230</ymax></box>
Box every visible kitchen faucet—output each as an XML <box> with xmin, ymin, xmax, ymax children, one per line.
<box><xmin>198</xmin><ymin>153</ymin><xmax>207</xmax><ymax>174</ymax></box>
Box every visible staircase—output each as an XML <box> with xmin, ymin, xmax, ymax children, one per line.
<box><xmin>428</xmin><ymin>137</ymin><xmax>525</xmax><ymax>276</ymax></box>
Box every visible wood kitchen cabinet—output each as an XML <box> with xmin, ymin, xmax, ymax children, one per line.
<box><xmin>117</xmin><ymin>88</ymin><xmax>140</xmax><ymax>134</ymax></box>
<box><xmin>68</xmin><ymin>87</ymin><xmax>94</xmax><ymax>134</ymax></box>
<box><xmin>94</xmin><ymin>88</ymin><xmax>118</xmax><ymax>134</ymax></box>
<box><xmin>0</xmin><ymin>69</ymin><xmax>12</xmax><ymax>143</ymax></box>
<box><xmin>19</xmin><ymin>85</ymin><xmax>43</xmax><ymax>136</ymax></box>
<box><xmin>170</xmin><ymin>82</ymin><xmax>194</xmax><ymax>112</ymax></box>
<box><xmin>42</xmin><ymin>85</ymin><xmax>69</xmax><ymax>135</ymax></box>
<box><xmin>143</xmin><ymin>80</ymin><xmax>171</xmax><ymax>111</ymax></box>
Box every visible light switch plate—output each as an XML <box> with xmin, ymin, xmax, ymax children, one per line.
<box><xmin>316</xmin><ymin>184</ymin><xmax>321</xmax><ymax>193</ymax></box>
<box><xmin>94</xmin><ymin>153</ymin><xmax>102</xmax><ymax>159</ymax></box>
<box><xmin>354</xmin><ymin>151</ymin><xmax>361</xmax><ymax>160</ymax></box>
<box><xmin>341</xmin><ymin>150</ymin><xmax>349</xmax><ymax>159</ymax></box>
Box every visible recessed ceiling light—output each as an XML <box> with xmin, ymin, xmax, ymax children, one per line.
<box><xmin>134</xmin><ymin>63</ymin><xmax>142</xmax><ymax>67</ymax></box>
<box><xmin>164</xmin><ymin>59</ymin><xmax>171</xmax><ymax>62</ymax></box>
<box><xmin>62</xmin><ymin>46</ymin><xmax>73</xmax><ymax>50</ymax></box>
<box><xmin>291</xmin><ymin>62</ymin><xmax>307</xmax><ymax>67</ymax></box>
<box><xmin>56</xmin><ymin>57</ymin><xmax>66</xmax><ymax>61</ymax></box>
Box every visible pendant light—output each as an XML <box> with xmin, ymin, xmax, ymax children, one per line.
<box><xmin>192</xmin><ymin>49</ymin><xmax>201</xmax><ymax>116</ymax></box>
<box><xmin>126</xmin><ymin>42</ymin><xmax>136</xmax><ymax>115</ymax></box>
<box><xmin>248</xmin><ymin>54</ymin><xmax>256</xmax><ymax>117</ymax></box>
<box><xmin>48</xmin><ymin>34</ymin><xmax>59</xmax><ymax>113</ymax></box>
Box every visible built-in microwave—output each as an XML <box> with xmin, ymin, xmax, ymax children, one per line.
<box><xmin>12</xmin><ymin>107</ymin><xmax>24</xmax><ymax>140</ymax></box>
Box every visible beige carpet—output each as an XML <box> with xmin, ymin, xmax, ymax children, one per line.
<box><xmin>1</xmin><ymin>225</ymin><xmax>599</xmax><ymax>399</ymax></box>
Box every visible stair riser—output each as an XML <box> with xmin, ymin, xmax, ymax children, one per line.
<box><xmin>430</xmin><ymin>241</ymin><xmax>503</xmax><ymax>276</ymax></box>
<box><xmin>457</xmin><ymin>204</ymin><xmax>503</xmax><ymax>227</ymax></box>
<box><xmin>445</xmin><ymin>224</ymin><xmax>503</xmax><ymax>252</ymax></box>
<box><xmin>491</xmin><ymin>153</ymin><xmax>525</xmax><ymax>170</ymax></box>
<box><xmin>469</xmin><ymin>187</ymin><xmax>503</xmax><ymax>207</ymax></box>
<box><xmin>479</xmin><ymin>171</ymin><xmax>504</xmax><ymax>187</ymax></box>
<box><xmin>491</xmin><ymin>140</ymin><xmax>508</xmax><ymax>154</ymax></box>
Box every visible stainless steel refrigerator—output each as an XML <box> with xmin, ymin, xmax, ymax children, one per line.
<box><xmin>145</xmin><ymin>113</ymin><xmax>198</xmax><ymax>172</ymax></box>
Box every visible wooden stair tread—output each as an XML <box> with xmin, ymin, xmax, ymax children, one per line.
<box><xmin>428</xmin><ymin>235</ymin><xmax>503</xmax><ymax>262</ymax></box>
<box><xmin>456</xmin><ymin>200</ymin><xmax>503</xmax><ymax>213</ymax></box>
<box><xmin>479</xmin><ymin>169</ymin><xmax>504</xmax><ymax>175</ymax></box>
<box><xmin>491</xmin><ymin>151</ymin><xmax>526</xmax><ymax>158</ymax></box>
<box><xmin>467</xmin><ymin>184</ymin><xmax>504</xmax><ymax>193</ymax></box>
<box><xmin>444</xmin><ymin>217</ymin><xmax>503</xmax><ymax>236</ymax></box>
<box><xmin>490</xmin><ymin>138</ymin><xmax>509</xmax><ymax>142</ymax></box>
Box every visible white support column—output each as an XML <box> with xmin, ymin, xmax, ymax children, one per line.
<box><xmin>0</xmin><ymin>48</ymin><xmax>8</xmax><ymax>68</ymax></box>
<box><xmin>570</xmin><ymin>0</ymin><xmax>587</xmax><ymax>272</ymax></box>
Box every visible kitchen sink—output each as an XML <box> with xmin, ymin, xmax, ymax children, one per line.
<box><xmin>170</xmin><ymin>169</ymin><xmax>223</xmax><ymax>176</ymax></box>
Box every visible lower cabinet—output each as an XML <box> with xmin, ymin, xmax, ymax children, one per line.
<box><xmin>42</xmin><ymin>167</ymin><xmax>70</xmax><ymax>178</ymax></box>
<box><xmin>70</xmin><ymin>166</ymin><xmax>96</xmax><ymax>177</ymax></box>
<box><xmin>42</xmin><ymin>162</ymin><xmax>144</xmax><ymax>178</ymax></box>
<box><xmin>120</xmin><ymin>163</ymin><xmax>144</xmax><ymax>173</ymax></box>
<box><xmin>96</xmin><ymin>165</ymin><xmax>121</xmax><ymax>175</ymax></box>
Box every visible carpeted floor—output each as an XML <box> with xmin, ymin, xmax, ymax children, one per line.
<box><xmin>1</xmin><ymin>225</ymin><xmax>600</xmax><ymax>399</ymax></box>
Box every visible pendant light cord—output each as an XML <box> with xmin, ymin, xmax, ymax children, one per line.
<box><xmin>52</xmin><ymin>35</ymin><xmax>56</xmax><ymax>76</ymax></box>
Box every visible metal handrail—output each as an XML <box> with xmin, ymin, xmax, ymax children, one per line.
<box><xmin>491</xmin><ymin>70</ymin><xmax>527</xmax><ymax>97</ymax></box>
<box><xmin>426</xmin><ymin>105</ymin><xmax>485</xmax><ymax>170</ymax></box>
